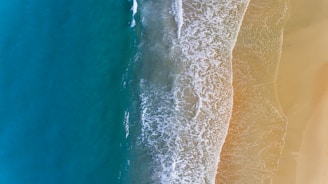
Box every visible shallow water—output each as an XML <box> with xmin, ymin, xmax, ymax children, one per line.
<box><xmin>127</xmin><ymin>0</ymin><xmax>250</xmax><ymax>183</ymax></box>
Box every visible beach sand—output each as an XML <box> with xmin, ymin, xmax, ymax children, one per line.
<box><xmin>216</xmin><ymin>0</ymin><xmax>328</xmax><ymax>183</ymax></box>
<box><xmin>273</xmin><ymin>0</ymin><xmax>328</xmax><ymax>183</ymax></box>
<box><xmin>216</xmin><ymin>0</ymin><xmax>289</xmax><ymax>183</ymax></box>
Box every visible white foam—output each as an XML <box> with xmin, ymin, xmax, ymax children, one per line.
<box><xmin>130</xmin><ymin>0</ymin><xmax>138</xmax><ymax>27</ymax></box>
<box><xmin>137</xmin><ymin>0</ymin><xmax>251</xmax><ymax>183</ymax></box>
<box><xmin>172</xmin><ymin>0</ymin><xmax>183</xmax><ymax>38</ymax></box>
<box><xmin>124</xmin><ymin>111</ymin><xmax>130</xmax><ymax>139</ymax></box>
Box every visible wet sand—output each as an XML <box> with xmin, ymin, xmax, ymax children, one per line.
<box><xmin>216</xmin><ymin>0</ymin><xmax>328</xmax><ymax>183</ymax></box>
<box><xmin>216</xmin><ymin>0</ymin><xmax>289</xmax><ymax>183</ymax></box>
<box><xmin>273</xmin><ymin>0</ymin><xmax>328</xmax><ymax>183</ymax></box>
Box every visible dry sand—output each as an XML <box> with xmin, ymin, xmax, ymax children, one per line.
<box><xmin>273</xmin><ymin>0</ymin><xmax>328</xmax><ymax>183</ymax></box>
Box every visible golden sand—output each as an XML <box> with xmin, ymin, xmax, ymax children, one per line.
<box><xmin>273</xmin><ymin>0</ymin><xmax>328</xmax><ymax>183</ymax></box>
<box><xmin>216</xmin><ymin>0</ymin><xmax>328</xmax><ymax>183</ymax></box>
<box><xmin>216</xmin><ymin>0</ymin><xmax>288</xmax><ymax>183</ymax></box>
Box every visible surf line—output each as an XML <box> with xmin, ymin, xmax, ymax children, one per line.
<box><xmin>172</xmin><ymin>0</ymin><xmax>183</xmax><ymax>38</ymax></box>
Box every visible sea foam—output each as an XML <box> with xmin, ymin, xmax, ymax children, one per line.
<box><xmin>172</xmin><ymin>0</ymin><xmax>183</xmax><ymax>38</ymax></box>
<box><xmin>130</xmin><ymin>0</ymin><xmax>138</xmax><ymax>27</ymax></box>
<box><xmin>134</xmin><ymin>0</ymin><xmax>250</xmax><ymax>183</ymax></box>
<box><xmin>124</xmin><ymin>111</ymin><xmax>130</xmax><ymax>139</ymax></box>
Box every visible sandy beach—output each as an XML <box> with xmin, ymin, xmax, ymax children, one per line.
<box><xmin>216</xmin><ymin>0</ymin><xmax>288</xmax><ymax>183</ymax></box>
<box><xmin>296</xmin><ymin>70</ymin><xmax>328</xmax><ymax>184</ymax></box>
<box><xmin>216</xmin><ymin>0</ymin><xmax>328</xmax><ymax>183</ymax></box>
<box><xmin>273</xmin><ymin>0</ymin><xmax>328</xmax><ymax>183</ymax></box>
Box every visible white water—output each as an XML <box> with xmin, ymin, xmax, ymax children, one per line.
<box><xmin>172</xmin><ymin>0</ymin><xmax>183</xmax><ymax>38</ymax></box>
<box><xmin>124</xmin><ymin>111</ymin><xmax>130</xmax><ymax>139</ymax></box>
<box><xmin>136</xmin><ymin>0</ymin><xmax>251</xmax><ymax>183</ymax></box>
<box><xmin>130</xmin><ymin>0</ymin><xmax>138</xmax><ymax>27</ymax></box>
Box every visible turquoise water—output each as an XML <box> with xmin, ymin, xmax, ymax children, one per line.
<box><xmin>0</xmin><ymin>0</ymin><xmax>131</xmax><ymax>183</ymax></box>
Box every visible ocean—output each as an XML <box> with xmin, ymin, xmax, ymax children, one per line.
<box><xmin>0</xmin><ymin>0</ymin><xmax>286</xmax><ymax>183</ymax></box>
<box><xmin>0</xmin><ymin>0</ymin><xmax>130</xmax><ymax>183</ymax></box>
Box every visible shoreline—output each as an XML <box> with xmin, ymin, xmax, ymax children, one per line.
<box><xmin>216</xmin><ymin>0</ymin><xmax>288</xmax><ymax>183</ymax></box>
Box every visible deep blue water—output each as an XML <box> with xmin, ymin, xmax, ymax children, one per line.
<box><xmin>0</xmin><ymin>0</ymin><xmax>131</xmax><ymax>183</ymax></box>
